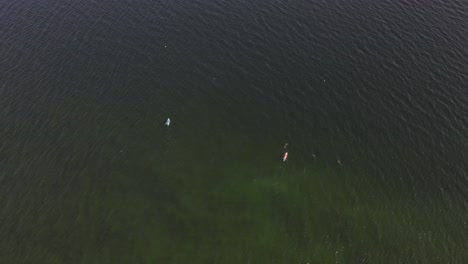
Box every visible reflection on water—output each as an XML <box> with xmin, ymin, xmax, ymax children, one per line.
<box><xmin>0</xmin><ymin>0</ymin><xmax>467</xmax><ymax>263</ymax></box>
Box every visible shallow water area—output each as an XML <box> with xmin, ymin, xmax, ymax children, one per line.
<box><xmin>0</xmin><ymin>0</ymin><xmax>467</xmax><ymax>263</ymax></box>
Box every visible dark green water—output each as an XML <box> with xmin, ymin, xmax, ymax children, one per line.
<box><xmin>0</xmin><ymin>0</ymin><xmax>467</xmax><ymax>263</ymax></box>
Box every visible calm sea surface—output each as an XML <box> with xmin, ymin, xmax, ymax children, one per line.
<box><xmin>1</xmin><ymin>0</ymin><xmax>467</xmax><ymax>263</ymax></box>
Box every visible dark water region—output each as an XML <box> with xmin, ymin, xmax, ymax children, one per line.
<box><xmin>0</xmin><ymin>0</ymin><xmax>467</xmax><ymax>263</ymax></box>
